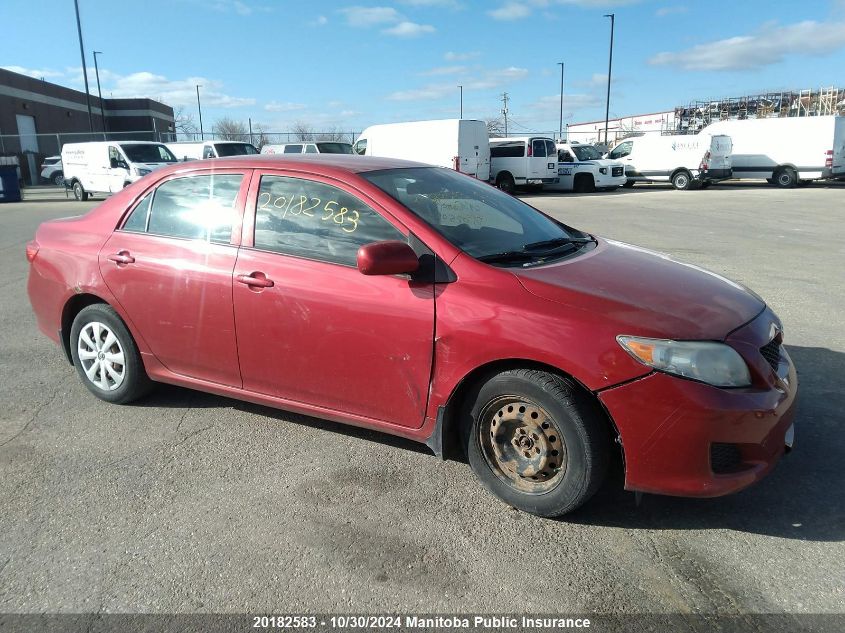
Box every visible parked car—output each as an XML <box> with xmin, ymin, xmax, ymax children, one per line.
<box><xmin>490</xmin><ymin>136</ymin><xmax>558</xmax><ymax>193</ymax></box>
<box><xmin>26</xmin><ymin>155</ymin><xmax>797</xmax><ymax>517</ymax></box>
<box><xmin>352</xmin><ymin>119</ymin><xmax>490</xmax><ymax>181</ymax></box>
<box><xmin>545</xmin><ymin>142</ymin><xmax>626</xmax><ymax>192</ymax></box>
<box><xmin>607</xmin><ymin>133</ymin><xmax>733</xmax><ymax>190</ymax></box>
<box><xmin>62</xmin><ymin>141</ymin><xmax>177</xmax><ymax>201</ymax></box>
<box><xmin>40</xmin><ymin>156</ymin><xmax>64</xmax><ymax>186</ymax></box>
<box><xmin>261</xmin><ymin>142</ymin><xmax>354</xmax><ymax>155</ymax></box>
<box><xmin>166</xmin><ymin>141</ymin><xmax>259</xmax><ymax>161</ymax></box>
<box><xmin>700</xmin><ymin>115</ymin><xmax>845</xmax><ymax>186</ymax></box>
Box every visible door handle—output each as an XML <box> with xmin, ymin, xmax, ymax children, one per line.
<box><xmin>236</xmin><ymin>273</ymin><xmax>274</xmax><ymax>288</ymax></box>
<box><xmin>107</xmin><ymin>251</ymin><xmax>135</xmax><ymax>265</ymax></box>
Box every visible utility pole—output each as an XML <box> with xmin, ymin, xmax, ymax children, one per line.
<box><xmin>603</xmin><ymin>13</ymin><xmax>615</xmax><ymax>145</ymax></box>
<box><xmin>249</xmin><ymin>117</ymin><xmax>253</xmax><ymax>146</ymax></box>
<box><xmin>501</xmin><ymin>92</ymin><xmax>509</xmax><ymax>137</ymax></box>
<box><xmin>558</xmin><ymin>62</ymin><xmax>565</xmax><ymax>141</ymax></box>
<box><xmin>93</xmin><ymin>51</ymin><xmax>106</xmax><ymax>135</ymax></box>
<box><xmin>73</xmin><ymin>0</ymin><xmax>95</xmax><ymax>134</ymax></box>
<box><xmin>196</xmin><ymin>85</ymin><xmax>204</xmax><ymax>140</ymax></box>
<box><xmin>458</xmin><ymin>85</ymin><xmax>463</xmax><ymax>119</ymax></box>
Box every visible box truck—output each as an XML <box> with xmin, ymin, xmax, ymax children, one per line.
<box><xmin>353</xmin><ymin>119</ymin><xmax>490</xmax><ymax>181</ymax></box>
<box><xmin>62</xmin><ymin>141</ymin><xmax>177</xmax><ymax>201</ymax></box>
<box><xmin>607</xmin><ymin>133</ymin><xmax>733</xmax><ymax>190</ymax></box>
<box><xmin>701</xmin><ymin>115</ymin><xmax>845</xmax><ymax>186</ymax></box>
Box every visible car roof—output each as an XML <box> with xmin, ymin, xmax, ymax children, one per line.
<box><xmin>158</xmin><ymin>154</ymin><xmax>431</xmax><ymax>176</ymax></box>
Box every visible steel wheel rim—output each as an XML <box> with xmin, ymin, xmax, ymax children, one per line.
<box><xmin>77</xmin><ymin>321</ymin><xmax>126</xmax><ymax>392</ymax></box>
<box><xmin>778</xmin><ymin>172</ymin><xmax>791</xmax><ymax>186</ymax></box>
<box><xmin>479</xmin><ymin>397</ymin><xmax>567</xmax><ymax>495</ymax></box>
<box><xmin>676</xmin><ymin>174</ymin><xmax>688</xmax><ymax>188</ymax></box>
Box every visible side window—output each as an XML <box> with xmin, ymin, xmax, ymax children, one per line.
<box><xmin>610</xmin><ymin>141</ymin><xmax>633</xmax><ymax>159</ymax></box>
<box><xmin>145</xmin><ymin>174</ymin><xmax>243</xmax><ymax>243</ymax></box>
<box><xmin>305</xmin><ymin>144</ymin><xmax>318</xmax><ymax>154</ymax></box>
<box><xmin>254</xmin><ymin>176</ymin><xmax>406</xmax><ymax>267</ymax></box>
<box><xmin>490</xmin><ymin>142</ymin><xmax>525</xmax><ymax>158</ymax></box>
<box><xmin>532</xmin><ymin>139</ymin><xmax>547</xmax><ymax>158</ymax></box>
<box><xmin>203</xmin><ymin>146</ymin><xmax>215</xmax><ymax>159</ymax></box>
<box><xmin>108</xmin><ymin>146</ymin><xmax>125</xmax><ymax>168</ymax></box>
<box><xmin>283</xmin><ymin>145</ymin><xmax>303</xmax><ymax>154</ymax></box>
<box><xmin>122</xmin><ymin>193</ymin><xmax>152</xmax><ymax>232</ymax></box>
<box><xmin>353</xmin><ymin>139</ymin><xmax>367</xmax><ymax>155</ymax></box>
<box><xmin>545</xmin><ymin>140</ymin><xmax>556</xmax><ymax>159</ymax></box>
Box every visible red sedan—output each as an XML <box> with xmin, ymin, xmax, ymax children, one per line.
<box><xmin>26</xmin><ymin>155</ymin><xmax>797</xmax><ymax>516</ymax></box>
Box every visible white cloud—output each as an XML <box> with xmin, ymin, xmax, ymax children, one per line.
<box><xmin>444</xmin><ymin>51</ymin><xmax>480</xmax><ymax>61</ymax></box>
<box><xmin>265</xmin><ymin>101</ymin><xmax>307</xmax><ymax>112</ymax></box>
<box><xmin>420</xmin><ymin>65</ymin><xmax>468</xmax><ymax>76</ymax></box>
<box><xmin>529</xmin><ymin>92</ymin><xmax>603</xmax><ymax>119</ymax></box>
<box><xmin>388</xmin><ymin>66</ymin><xmax>528</xmax><ymax>101</ymax></box>
<box><xmin>382</xmin><ymin>21</ymin><xmax>436</xmax><ymax>36</ymax></box>
<box><xmin>193</xmin><ymin>0</ymin><xmax>270</xmax><ymax>15</ymax></box>
<box><xmin>387</xmin><ymin>84</ymin><xmax>455</xmax><ymax>101</ymax></box>
<box><xmin>488</xmin><ymin>2</ymin><xmax>532</xmax><ymax>20</ymax></box>
<box><xmin>400</xmin><ymin>0</ymin><xmax>462</xmax><ymax>5</ymax></box>
<box><xmin>2</xmin><ymin>65</ymin><xmax>63</xmax><ymax>79</ymax></box>
<box><xmin>649</xmin><ymin>19</ymin><xmax>845</xmax><ymax>70</ymax></box>
<box><xmin>488</xmin><ymin>0</ymin><xmax>639</xmax><ymax>20</ymax></box>
<box><xmin>340</xmin><ymin>6</ymin><xmax>401</xmax><ymax>27</ymax></box>
<box><xmin>312</xmin><ymin>15</ymin><xmax>328</xmax><ymax>26</ymax></box>
<box><xmin>655</xmin><ymin>5</ymin><xmax>688</xmax><ymax>16</ymax></box>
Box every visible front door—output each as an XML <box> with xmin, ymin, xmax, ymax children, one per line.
<box><xmin>107</xmin><ymin>145</ymin><xmax>128</xmax><ymax>192</ymax></box>
<box><xmin>99</xmin><ymin>171</ymin><xmax>248</xmax><ymax>386</ymax></box>
<box><xmin>233</xmin><ymin>172</ymin><xmax>435</xmax><ymax>428</ymax></box>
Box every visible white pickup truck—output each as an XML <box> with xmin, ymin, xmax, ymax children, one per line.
<box><xmin>545</xmin><ymin>142</ymin><xmax>627</xmax><ymax>192</ymax></box>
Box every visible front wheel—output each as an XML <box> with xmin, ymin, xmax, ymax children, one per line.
<box><xmin>573</xmin><ymin>174</ymin><xmax>595</xmax><ymax>193</ymax></box>
<box><xmin>622</xmin><ymin>180</ymin><xmax>635</xmax><ymax>188</ymax></box>
<box><xmin>671</xmin><ymin>170</ymin><xmax>692</xmax><ymax>190</ymax></box>
<box><xmin>70</xmin><ymin>304</ymin><xmax>153</xmax><ymax>404</ymax></box>
<box><xmin>72</xmin><ymin>181</ymin><xmax>89</xmax><ymax>201</ymax></box>
<box><xmin>462</xmin><ymin>369</ymin><xmax>610</xmax><ymax>517</ymax></box>
<box><xmin>53</xmin><ymin>172</ymin><xmax>65</xmax><ymax>186</ymax></box>
<box><xmin>774</xmin><ymin>167</ymin><xmax>797</xmax><ymax>188</ymax></box>
<box><xmin>496</xmin><ymin>172</ymin><xmax>515</xmax><ymax>194</ymax></box>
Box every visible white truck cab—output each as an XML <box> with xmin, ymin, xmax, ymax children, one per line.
<box><xmin>546</xmin><ymin>142</ymin><xmax>627</xmax><ymax>192</ymax></box>
<box><xmin>261</xmin><ymin>142</ymin><xmax>354</xmax><ymax>155</ymax></box>
<box><xmin>489</xmin><ymin>136</ymin><xmax>558</xmax><ymax>193</ymax></box>
<box><xmin>166</xmin><ymin>140</ymin><xmax>259</xmax><ymax>161</ymax></box>
<box><xmin>62</xmin><ymin>141</ymin><xmax>177</xmax><ymax>201</ymax></box>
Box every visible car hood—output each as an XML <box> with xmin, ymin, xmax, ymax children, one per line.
<box><xmin>513</xmin><ymin>238</ymin><xmax>765</xmax><ymax>340</ymax></box>
<box><xmin>135</xmin><ymin>162</ymin><xmax>174</xmax><ymax>171</ymax></box>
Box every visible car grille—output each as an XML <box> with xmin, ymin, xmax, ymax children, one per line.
<box><xmin>710</xmin><ymin>443</ymin><xmax>743</xmax><ymax>474</ymax></box>
<box><xmin>612</xmin><ymin>166</ymin><xmax>624</xmax><ymax>177</ymax></box>
<box><xmin>760</xmin><ymin>338</ymin><xmax>781</xmax><ymax>371</ymax></box>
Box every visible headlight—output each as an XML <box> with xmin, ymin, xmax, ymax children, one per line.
<box><xmin>599</xmin><ymin>167</ymin><xmax>607</xmax><ymax>174</ymax></box>
<box><xmin>135</xmin><ymin>167</ymin><xmax>151</xmax><ymax>177</ymax></box>
<box><xmin>617</xmin><ymin>336</ymin><xmax>751</xmax><ymax>387</ymax></box>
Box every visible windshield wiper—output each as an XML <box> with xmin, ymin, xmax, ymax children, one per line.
<box><xmin>477</xmin><ymin>250</ymin><xmax>540</xmax><ymax>264</ymax></box>
<box><xmin>522</xmin><ymin>236</ymin><xmax>594</xmax><ymax>251</ymax></box>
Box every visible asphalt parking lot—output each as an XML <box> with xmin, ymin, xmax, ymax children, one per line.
<box><xmin>1</xmin><ymin>182</ymin><xmax>843</xmax><ymax>619</ymax></box>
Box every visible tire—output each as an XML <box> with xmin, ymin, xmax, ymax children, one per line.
<box><xmin>573</xmin><ymin>174</ymin><xmax>595</xmax><ymax>193</ymax></box>
<box><xmin>461</xmin><ymin>369</ymin><xmax>610</xmax><ymax>517</ymax></box>
<box><xmin>671</xmin><ymin>170</ymin><xmax>692</xmax><ymax>190</ymax></box>
<box><xmin>72</xmin><ymin>181</ymin><xmax>89</xmax><ymax>201</ymax></box>
<box><xmin>774</xmin><ymin>167</ymin><xmax>797</xmax><ymax>188</ymax></box>
<box><xmin>52</xmin><ymin>172</ymin><xmax>64</xmax><ymax>187</ymax></box>
<box><xmin>496</xmin><ymin>172</ymin><xmax>515</xmax><ymax>194</ymax></box>
<box><xmin>70</xmin><ymin>304</ymin><xmax>153</xmax><ymax>404</ymax></box>
<box><xmin>622</xmin><ymin>180</ymin><xmax>635</xmax><ymax>188</ymax></box>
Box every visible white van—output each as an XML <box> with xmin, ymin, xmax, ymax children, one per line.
<box><xmin>353</xmin><ymin>119</ymin><xmax>490</xmax><ymax>181</ymax></box>
<box><xmin>262</xmin><ymin>141</ymin><xmax>354</xmax><ymax>155</ymax></box>
<box><xmin>489</xmin><ymin>136</ymin><xmax>558</xmax><ymax>193</ymax></box>
<box><xmin>62</xmin><ymin>141</ymin><xmax>177</xmax><ymax>201</ymax></box>
<box><xmin>166</xmin><ymin>140</ymin><xmax>259</xmax><ymax>161</ymax></box>
<box><xmin>700</xmin><ymin>115</ymin><xmax>845</xmax><ymax>186</ymax></box>
<box><xmin>546</xmin><ymin>142</ymin><xmax>626</xmax><ymax>192</ymax></box>
<box><xmin>607</xmin><ymin>133</ymin><xmax>732</xmax><ymax>190</ymax></box>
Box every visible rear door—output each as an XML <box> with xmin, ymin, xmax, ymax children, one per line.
<box><xmin>528</xmin><ymin>138</ymin><xmax>549</xmax><ymax>180</ymax></box>
<box><xmin>232</xmin><ymin>170</ymin><xmax>435</xmax><ymax>428</ymax></box>
<box><xmin>99</xmin><ymin>169</ymin><xmax>249</xmax><ymax>386</ymax></box>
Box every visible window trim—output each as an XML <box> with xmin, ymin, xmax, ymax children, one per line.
<box><xmin>114</xmin><ymin>168</ymin><xmax>252</xmax><ymax>247</ymax></box>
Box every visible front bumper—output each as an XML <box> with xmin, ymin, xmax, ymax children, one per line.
<box><xmin>598</xmin><ymin>309</ymin><xmax>797</xmax><ymax>498</ymax></box>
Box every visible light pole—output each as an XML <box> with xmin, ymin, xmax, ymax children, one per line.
<box><xmin>557</xmin><ymin>62</ymin><xmax>565</xmax><ymax>141</ymax></box>
<box><xmin>73</xmin><ymin>0</ymin><xmax>94</xmax><ymax>134</ymax></box>
<box><xmin>603</xmin><ymin>13</ymin><xmax>615</xmax><ymax>146</ymax></box>
<box><xmin>93</xmin><ymin>50</ymin><xmax>105</xmax><ymax>135</ymax></box>
<box><xmin>196</xmin><ymin>84</ymin><xmax>204</xmax><ymax>140</ymax></box>
<box><xmin>458</xmin><ymin>85</ymin><xmax>463</xmax><ymax>119</ymax></box>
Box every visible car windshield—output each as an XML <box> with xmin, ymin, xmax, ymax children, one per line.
<box><xmin>316</xmin><ymin>142</ymin><xmax>354</xmax><ymax>154</ymax></box>
<box><xmin>120</xmin><ymin>144</ymin><xmax>177</xmax><ymax>163</ymax></box>
<box><xmin>571</xmin><ymin>145</ymin><xmax>603</xmax><ymax>161</ymax></box>
<box><xmin>215</xmin><ymin>143</ymin><xmax>259</xmax><ymax>157</ymax></box>
<box><xmin>362</xmin><ymin>167</ymin><xmax>589</xmax><ymax>266</ymax></box>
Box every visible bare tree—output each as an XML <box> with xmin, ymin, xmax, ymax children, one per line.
<box><xmin>316</xmin><ymin>126</ymin><xmax>350</xmax><ymax>142</ymax></box>
<box><xmin>213</xmin><ymin>117</ymin><xmax>248</xmax><ymax>141</ymax></box>
<box><xmin>174</xmin><ymin>105</ymin><xmax>198</xmax><ymax>139</ymax></box>
<box><xmin>250</xmin><ymin>121</ymin><xmax>270</xmax><ymax>150</ymax></box>
<box><xmin>485</xmin><ymin>117</ymin><xmax>506</xmax><ymax>137</ymax></box>
<box><xmin>292</xmin><ymin>121</ymin><xmax>315</xmax><ymax>142</ymax></box>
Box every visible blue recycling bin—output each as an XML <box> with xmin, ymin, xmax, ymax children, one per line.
<box><xmin>0</xmin><ymin>166</ymin><xmax>22</xmax><ymax>203</ymax></box>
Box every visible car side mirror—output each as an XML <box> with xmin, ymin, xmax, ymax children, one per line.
<box><xmin>357</xmin><ymin>241</ymin><xmax>419</xmax><ymax>276</ymax></box>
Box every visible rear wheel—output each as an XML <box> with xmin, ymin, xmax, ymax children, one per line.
<box><xmin>462</xmin><ymin>369</ymin><xmax>609</xmax><ymax>517</ymax></box>
<box><xmin>70</xmin><ymin>304</ymin><xmax>153</xmax><ymax>404</ymax></box>
<box><xmin>671</xmin><ymin>170</ymin><xmax>692</xmax><ymax>190</ymax></box>
<box><xmin>52</xmin><ymin>172</ymin><xmax>64</xmax><ymax>186</ymax></box>
<box><xmin>72</xmin><ymin>181</ymin><xmax>88</xmax><ymax>201</ymax></box>
<box><xmin>496</xmin><ymin>172</ymin><xmax>515</xmax><ymax>194</ymax></box>
<box><xmin>774</xmin><ymin>167</ymin><xmax>797</xmax><ymax>188</ymax></box>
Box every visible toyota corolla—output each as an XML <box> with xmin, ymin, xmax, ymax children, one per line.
<box><xmin>26</xmin><ymin>155</ymin><xmax>797</xmax><ymax>516</ymax></box>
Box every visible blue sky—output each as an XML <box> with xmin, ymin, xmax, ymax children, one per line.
<box><xmin>3</xmin><ymin>0</ymin><xmax>844</xmax><ymax>134</ymax></box>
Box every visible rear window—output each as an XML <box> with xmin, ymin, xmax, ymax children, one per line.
<box><xmin>283</xmin><ymin>145</ymin><xmax>303</xmax><ymax>154</ymax></box>
<box><xmin>119</xmin><ymin>143</ymin><xmax>177</xmax><ymax>163</ymax></box>
<box><xmin>215</xmin><ymin>143</ymin><xmax>259</xmax><ymax>157</ymax></box>
<box><xmin>316</xmin><ymin>142</ymin><xmax>354</xmax><ymax>154</ymax></box>
<box><xmin>491</xmin><ymin>142</ymin><xmax>525</xmax><ymax>158</ymax></box>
